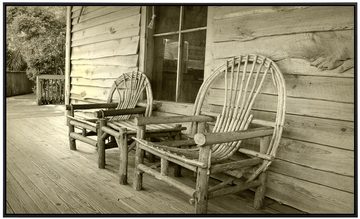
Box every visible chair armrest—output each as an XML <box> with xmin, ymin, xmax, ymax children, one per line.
<box><xmin>135</xmin><ymin>115</ymin><xmax>215</xmax><ymax>126</ymax></box>
<box><xmin>66</xmin><ymin>103</ymin><xmax>118</xmax><ymax>110</ymax></box>
<box><xmin>94</xmin><ymin>107</ymin><xmax>147</xmax><ymax>118</ymax></box>
<box><xmin>194</xmin><ymin>127</ymin><xmax>274</xmax><ymax>146</ymax></box>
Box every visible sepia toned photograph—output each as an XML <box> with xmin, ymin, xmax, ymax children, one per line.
<box><xmin>4</xmin><ymin>2</ymin><xmax>355</xmax><ymax>216</ymax></box>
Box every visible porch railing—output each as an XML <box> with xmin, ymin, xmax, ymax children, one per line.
<box><xmin>36</xmin><ymin>74</ymin><xmax>65</xmax><ymax>105</ymax></box>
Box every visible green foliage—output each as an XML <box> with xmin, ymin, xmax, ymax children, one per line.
<box><xmin>6</xmin><ymin>6</ymin><xmax>66</xmax><ymax>80</ymax></box>
<box><xmin>6</xmin><ymin>49</ymin><xmax>27</xmax><ymax>71</ymax></box>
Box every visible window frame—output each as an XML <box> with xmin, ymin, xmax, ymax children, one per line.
<box><xmin>141</xmin><ymin>6</ymin><xmax>207</xmax><ymax>103</ymax></box>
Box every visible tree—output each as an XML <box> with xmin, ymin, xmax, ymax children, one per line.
<box><xmin>6</xmin><ymin>6</ymin><xmax>66</xmax><ymax>80</ymax></box>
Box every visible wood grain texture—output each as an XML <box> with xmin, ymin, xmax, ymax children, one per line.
<box><xmin>71</xmin><ymin>65</ymin><xmax>138</xmax><ymax>79</ymax></box>
<box><xmin>270</xmin><ymin>160</ymin><xmax>354</xmax><ymax>193</ymax></box>
<box><xmin>208</xmin><ymin>89</ymin><xmax>354</xmax><ymax>121</ymax></box>
<box><xmin>71</xmin><ymin>6</ymin><xmax>105</xmax><ymax>19</ymax></box>
<box><xmin>7</xmin><ymin>171</ymin><xmax>42</xmax><ymax>213</ymax></box>
<box><xmin>7</xmin><ymin>163</ymin><xmax>63</xmax><ymax>213</ymax></box>
<box><xmin>72</xmin><ymin>6</ymin><xmax>131</xmax><ymax>25</ymax></box>
<box><xmin>207</xmin><ymin>30</ymin><xmax>354</xmax><ymax>77</ymax></box>
<box><xmin>257</xmin><ymin>111</ymin><xmax>354</xmax><ymax>151</ymax></box>
<box><xmin>205</xmin><ymin>106</ymin><xmax>354</xmax><ymax>150</ymax></box>
<box><xmin>275</xmin><ymin>139</ymin><xmax>354</xmax><ymax>176</ymax></box>
<box><xmin>72</xmin><ymin>7</ymin><xmax>140</xmax><ymax>32</ymax></box>
<box><xmin>71</xmin><ymin>36</ymin><xmax>139</xmax><ymax>60</ymax></box>
<box><xmin>212</xmin><ymin>6</ymin><xmax>309</xmax><ymax>20</ymax></box>
<box><xmin>70</xmin><ymin>55</ymin><xmax>138</xmax><ymax>66</ymax></box>
<box><xmin>211</xmin><ymin>74</ymin><xmax>354</xmax><ymax>103</ymax></box>
<box><xmin>72</xmin><ymin>26</ymin><xmax>140</xmax><ymax>47</ymax></box>
<box><xmin>213</xmin><ymin>6</ymin><xmax>353</xmax><ymax>42</ymax></box>
<box><xmin>276</xmin><ymin>58</ymin><xmax>354</xmax><ymax>78</ymax></box>
<box><xmin>266</xmin><ymin>172</ymin><xmax>354</xmax><ymax>213</ymax></box>
<box><xmin>70</xmin><ymin>85</ymin><xmax>111</xmax><ymax>101</ymax></box>
<box><xmin>72</xmin><ymin>14</ymin><xmax>140</xmax><ymax>41</ymax></box>
<box><xmin>71</xmin><ymin>78</ymin><xmax>115</xmax><ymax>88</ymax></box>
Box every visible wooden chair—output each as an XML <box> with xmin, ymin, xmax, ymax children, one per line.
<box><xmin>95</xmin><ymin>74</ymin><xmax>185</xmax><ymax>185</ymax></box>
<box><xmin>132</xmin><ymin>55</ymin><xmax>286</xmax><ymax>213</ymax></box>
<box><xmin>66</xmin><ymin>72</ymin><xmax>179</xmax><ymax>168</ymax></box>
<box><xmin>66</xmin><ymin>71</ymin><xmax>184</xmax><ymax>185</ymax></box>
<box><xmin>66</xmin><ymin>71</ymin><xmax>153</xmax><ymax>154</ymax></box>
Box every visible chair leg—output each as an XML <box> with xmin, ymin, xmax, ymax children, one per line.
<box><xmin>194</xmin><ymin>143</ymin><xmax>211</xmax><ymax>214</ymax></box>
<box><xmin>133</xmin><ymin>146</ymin><xmax>144</xmax><ymax>191</ymax></box>
<box><xmin>98</xmin><ymin>119</ymin><xmax>106</xmax><ymax>169</ymax></box>
<box><xmin>254</xmin><ymin>172</ymin><xmax>267</xmax><ymax>209</ymax></box>
<box><xmin>118</xmin><ymin>133</ymin><xmax>128</xmax><ymax>185</ymax></box>
<box><xmin>195</xmin><ymin>167</ymin><xmax>210</xmax><ymax>214</ymax></box>
<box><xmin>69</xmin><ymin>121</ymin><xmax>76</xmax><ymax>150</ymax></box>
<box><xmin>134</xmin><ymin>125</ymin><xmax>145</xmax><ymax>191</ymax></box>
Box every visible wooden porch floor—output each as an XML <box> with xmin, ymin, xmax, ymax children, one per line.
<box><xmin>6</xmin><ymin>94</ymin><xmax>304</xmax><ymax>215</ymax></box>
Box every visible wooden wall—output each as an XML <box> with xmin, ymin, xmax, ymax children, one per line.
<box><xmin>203</xmin><ymin>6</ymin><xmax>354</xmax><ymax>213</ymax></box>
<box><xmin>69</xmin><ymin>6</ymin><xmax>141</xmax><ymax>104</ymax></box>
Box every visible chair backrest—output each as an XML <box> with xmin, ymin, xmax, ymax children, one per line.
<box><xmin>193</xmin><ymin>54</ymin><xmax>286</xmax><ymax>162</ymax></box>
<box><xmin>107</xmin><ymin>71</ymin><xmax>153</xmax><ymax>120</ymax></box>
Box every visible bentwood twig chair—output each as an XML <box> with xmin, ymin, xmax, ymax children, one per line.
<box><xmin>132</xmin><ymin>55</ymin><xmax>286</xmax><ymax>213</ymax></box>
<box><xmin>95</xmin><ymin>72</ymin><xmax>184</xmax><ymax>184</ymax></box>
<box><xmin>67</xmin><ymin>71</ymin><xmax>183</xmax><ymax>184</ymax></box>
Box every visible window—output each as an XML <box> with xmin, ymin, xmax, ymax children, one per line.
<box><xmin>151</xmin><ymin>6</ymin><xmax>207</xmax><ymax>103</ymax></box>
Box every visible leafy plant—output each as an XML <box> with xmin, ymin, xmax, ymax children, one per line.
<box><xmin>6</xmin><ymin>6</ymin><xmax>66</xmax><ymax>81</ymax></box>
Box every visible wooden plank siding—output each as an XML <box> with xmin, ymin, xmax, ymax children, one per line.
<box><xmin>203</xmin><ymin>6</ymin><xmax>355</xmax><ymax>213</ymax></box>
<box><xmin>69</xmin><ymin>6</ymin><xmax>141</xmax><ymax>104</ymax></box>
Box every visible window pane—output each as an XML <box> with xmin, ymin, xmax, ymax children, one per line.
<box><xmin>152</xmin><ymin>35</ymin><xmax>179</xmax><ymax>101</ymax></box>
<box><xmin>154</xmin><ymin>6</ymin><xmax>180</xmax><ymax>34</ymax></box>
<box><xmin>183</xmin><ymin>6</ymin><xmax>207</xmax><ymax>30</ymax></box>
<box><xmin>178</xmin><ymin>30</ymin><xmax>206</xmax><ymax>103</ymax></box>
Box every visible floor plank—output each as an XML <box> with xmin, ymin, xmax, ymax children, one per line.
<box><xmin>7</xmin><ymin>171</ymin><xmax>42</xmax><ymax>213</ymax></box>
<box><xmin>6</xmin><ymin>201</ymin><xmax>15</xmax><ymax>214</ymax></box>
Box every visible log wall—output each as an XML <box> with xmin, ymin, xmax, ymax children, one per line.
<box><xmin>69</xmin><ymin>6</ymin><xmax>141</xmax><ymax>104</ymax></box>
<box><xmin>203</xmin><ymin>6</ymin><xmax>354</xmax><ymax>213</ymax></box>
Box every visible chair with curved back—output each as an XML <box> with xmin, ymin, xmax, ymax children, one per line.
<box><xmin>67</xmin><ymin>71</ymin><xmax>184</xmax><ymax>184</ymax></box>
<box><xmin>132</xmin><ymin>55</ymin><xmax>286</xmax><ymax>213</ymax></box>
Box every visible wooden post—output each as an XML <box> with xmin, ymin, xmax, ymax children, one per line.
<box><xmin>64</xmin><ymin>6</ymin><xmax>72</xmax><ymax>106</ymax></box>
<box><xmin>175</xmin><ymin>6</ymin><xmax>184</xmax><ymax>102</ymax></box>
<box><xmin>98</xmin><ymin>119</ymin><xmax>106</xmax><ymax>169</ymax></box>
<box><xmin>195</xmin><ymin>122</ymin><xmax>211</xmax><ymax>213</ymax></box>
<box><xmin>68</xmin><ymin>106</ymin><xmax>76</xmax><ymax>150</ymax></box>
<box><xmin>195</xmin><ymin>146</ymin><xmax>211</xmax><ymax>213</ymax></box>
<box><xmin>118</xmin><ymin>129</ymin><xmax>128</xmax><ymax>185</ymax></box>
<box><xmin>134</xmin><ymin>125</ymin><xmax>145</xmax><ymax>190</ymax></box>
<box><xmin>36</xmin><ymin>76</ymin><xmax>41</xmax><ymax>105</ymax></box>
<box><xmin>139</xmin><ymin>6</ymin><xmax>147</xmax><ymax>74</ymax></box>
<box><xmin>254</xmin><ymin>135</ymin><xmax>270</xmax><ymax>209</ymax></box>
<box><xmin>141</xmin><ymin>6</ymin><xmax>154</xmax><ymax>80</ymax></box>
